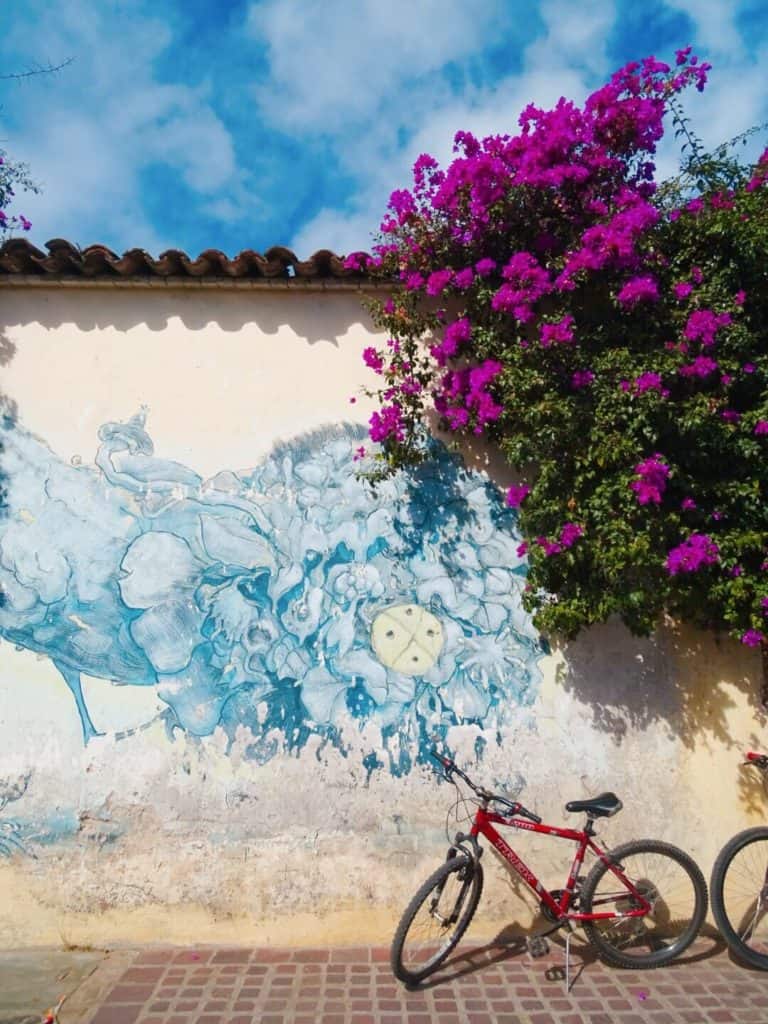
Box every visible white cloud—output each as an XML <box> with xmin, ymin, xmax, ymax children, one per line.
<box><xmin>289</xmin><ymin>0</ymin><xmax>768</xmax><ymax>255</ymax></box>
<box><xmin>291</xmin><ymin>206</ymin><xmax>375</xmax><ymax>257</ymax></box>
<box><xmin>4</xmin><ymin>0</ymin><xmax>764</xmax><ymax>261</ymax></box>
<box><xmin>247</xmin><ymin>0</ymin><xmax>505</xmax><ymax>132</ymax></box>
<box><xmin>663</xmin><ymin>0</ymin><xmax>745</xmax><ymax>57</ymax></box>
<box><xmin>525</xmin><ymin>0</ymin><xmax>617</xmax><ymax>75</ymax></box>
<box><xmin>2</xmin><ymin>2</ymin><xmax>250</xmax><ymax>254</ymax></box>
<box><xmin>652</xmin><ymin>10</ymin><xmax>768</xmax><ymax>184</ymax></box>
<box><xmin>288</xmin><ymin>0</ymin><xmax>613</xmax><ymax>254</ymax></box>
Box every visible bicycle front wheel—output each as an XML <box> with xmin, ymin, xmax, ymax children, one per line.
<box><xmin>391</xmin><ymin>853</ymin><xmax>483</xmax><ymax>985</ymax></box>
<box><xmin>711</xmin><ymin>826</ymin><xmax>768</xmax><ymax>970</ymax></box>
<box><xmin>581</xmin><ymin>839</ymin><xmax>707</xmax><ymax>968</ymax></box>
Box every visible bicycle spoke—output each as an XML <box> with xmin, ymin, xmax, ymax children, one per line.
<box><xmin>720</xmin><ymin>837</ymin><xmax>768</xmax><ymax>956</ymax></box>
<box><xmin>587</xmin><ymin>847</ymin><xmax>702</xmax><ymax>960</ymax></box>
<box><xmin>396</xmin><ymin>861</ymin><xmax>478</xmax><ymax>976</ymax></box>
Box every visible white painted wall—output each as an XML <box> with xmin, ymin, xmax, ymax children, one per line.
<box><xmin>0</xmin><ymin>284</ymin><xmax>763</xmax><ymax>948</ymax></box>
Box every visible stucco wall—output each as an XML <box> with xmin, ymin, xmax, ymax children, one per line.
<box><xmin>0</xmin><ymin>284</ymin><xmax>763</xmax><ymax>949</ymax></box>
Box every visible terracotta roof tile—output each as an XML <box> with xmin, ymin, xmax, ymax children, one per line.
<box><xmin>0</xmin><ymin>238</ymin><xmax>372</xmax><ymax>283</ymax></box>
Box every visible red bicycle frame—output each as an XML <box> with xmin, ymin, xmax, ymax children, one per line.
<box><xmin>470</xmin><ymin>807</ymin><xmax>652</xmax><ymax>922</ymax></box>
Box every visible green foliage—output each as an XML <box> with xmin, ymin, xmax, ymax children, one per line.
<box><xmin>356</xmin><ymin>77</ymin><xmax>768</xmax><ymax>648</ymax></box>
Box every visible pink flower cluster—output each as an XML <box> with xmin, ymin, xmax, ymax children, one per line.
<box><xmin>631</xmin><ymin>454</ymin><xmax>669</xmax><ymax>505</ymax></box>
<box><xmin>540</xmin><ymin>315</ymin><xmax>575</xmax><ymax>347</ymax></box>
<box><xmin>679</xmin><ymin>355</ymin><xmax>719</xmax><ymax>379</ymax></box>
<box><xmin>683</xmin><ymin>310</ymin><xmax>731</xmax><ymax>347</ymax></box>
<box><xmin>369</xmin><ymin>404</ymin><xmax>405</xmax><ymax>443</ymax></box>
<box><xmin>622</xmin><ymin>371</ymin><xmax>669</xmax><ymax>397</ymax></box>
<box><xmin>536</xmin><ymin>522</ymin><xmax>584</xmax><ymax>556</ymax></box>
<box><xmin>0</xmin><ymin>209</ymin><xmax>32</xmax><ymax>232</ymax></box>
<box><xmin>617</xmin><ymin>274</ymin><xmax>659</xmax><ymax>307</ymax></box>
<box><xmin>431</xmin><ymin>317</ymin><xmax>472</xmax><ymax>366</ymax></box>
<box><xmin>746</xmin><ymin>148</ymin><xmax>768</xmax><ymax>192</ymax></box>
<box><xmin>742</xmin><ymin>629</ymin><xmax>765</xmax><ymax>647</ymax></box>
<box><xmin>492</xmin><ymin>252</ymin><xmax>551</xmax><ymax>323</ymax></box>
<box><xmin>571</xmin><ymin>369</ymin><xmax>595</xmax><ymax>390</ymax></box>
<box><xmin>666</xmin><ymin>533</ymin><xmax>720</xmax><ymax>575</ymax></box>
<box><xmin>506</xmin><ymin>483</ymin><xmax>530</xmax><ymax>508</ymax></box>
<box><xmin>434</xmin><ymin>360</ymin><xmax>504</xmax><ymax>434</ymax></box>
<box><xmin>363</xmin><ymin>347</ymin><xmax>385</xmax><ymax>374</ymax></box>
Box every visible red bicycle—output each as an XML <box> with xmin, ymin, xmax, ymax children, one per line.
<box><xmin>710</xmin><ymin>751</ymin><xmax>768</xmax><ymax>970</ymax></box>
<box><xmin>391</xmin><ymin>750</ymin><xmax>707</xmax><ymax>985</ymax></box>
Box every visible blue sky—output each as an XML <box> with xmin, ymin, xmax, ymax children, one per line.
<box><xmin>1</xmin><ymin>0</ymin><xmax>767</xmax><ymax>259</ymax></box>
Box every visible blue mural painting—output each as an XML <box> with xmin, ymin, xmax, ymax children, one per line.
<box><xmin>0</xmin><ymin>772</ymin><xmax>32</xmax><ymax>857</ymax></box>
<box><xmin>0</xmin><ymin>412</ymin><xmax>542</xmax><ymax>772</ymax></box>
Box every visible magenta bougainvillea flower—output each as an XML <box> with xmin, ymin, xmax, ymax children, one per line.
<box><xmin>540</xmin><ymin>315</ymin><xmax>575</xmax><ymax>347</ymax></box>
<box><xmin>631</xmin><ymin>454</ymin><xmax>669</xmax><ymax>505</ymax></box>
<box><xmin>683</xmin><ymin>309</ymin><xmax>732</xmax><ymax>347</ymax></box>
<box><xmin>362</xmin><ymin>347</ymin><xmax>384</xmax><ymax>374</ymax></box>
<box><xmin>560</xmin><ymin>523</ymin><xmax>584</xmax><ymax>548</ymax></box>
<box><xmin>673</xmin><ymin>281</ymin><xmax>693</xmax><ymax>300</ymax></box>
<box><xmin>742</xmin><ymin>629</ymin><xmax>765</xmax><ymax>647</ymax></box>
<box><xmin>634</xmin><ymin>372</ymin><xmax>668</xmax><ymax>396</ymax></box>
<box><xmin>506</xmin><ymin>483</ymin><xmax>531</xmax><ymax>507</ymax></box>
<box><xmin>617</xmin><ymin>275</ymin><xmax>659</xmax><ymax>306</ymax></box>
<box><xmin>666</xmin><ymin>534</ymin><xmax>720</xmax><ymax>575</ymax></box>
<box><xmin>368</xmin><ymin>404</ymin><xmax>405</xmax><ymax>443</ymax></box>
<box><xmin>679</xmin><ymin>356</ymin><xmax>719</xmax><ymax>379</ymax></box>
<box><xmin>571</xmin><ymin>369</ymin><xmax>595</xmax><ymax>389</ymax></box>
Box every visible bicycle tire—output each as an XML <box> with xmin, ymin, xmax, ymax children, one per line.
<box><xmin>391</xmin><ymin>853</ymin><xmax>483</xmax><ymax>985</ymax></box>
<box><xmin>710</xmin><ymin>826</ymin><xmax>768</xmax><ymax>970</ymax></box>
<box><xmin>581</xmin><ymin>838</ymin><xmax>707</xmax><ymax>969</ymax></box>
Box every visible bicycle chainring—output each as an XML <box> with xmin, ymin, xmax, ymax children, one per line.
<box><xmin>541</xmin><ymin>889</ymin><xmax>574</xmax><ymax>923</ymax></box>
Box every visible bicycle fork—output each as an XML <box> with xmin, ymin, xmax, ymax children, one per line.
<box><xmin>428</xmin><ymin>846</ymin><xmax>478</xmax><ymax>927</ymax></box>
<box><xmin>742</xmin><ymin>866</ymin><xmax>768</xmax><ymax>942</ymax></box>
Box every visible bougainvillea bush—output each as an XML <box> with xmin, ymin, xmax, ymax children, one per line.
<box><xmin>0</xmin><ymin>149</ymin><xmax>36</xmax><ymax>238</ymax></box>
<box><xmin>348</xmin><ymin>50</ymin><xmax>768</xmax><ymax>649</ymax></box>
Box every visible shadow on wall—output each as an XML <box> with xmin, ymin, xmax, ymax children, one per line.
<box><xmin>1</xmin><ymin>287</ymin><xmax>384</xmax><ymax>349</ymax></box>
<box><xmin>558</xmin><ymin>617</ymin><xmax>765</xmax><ymax>751</ymax></box>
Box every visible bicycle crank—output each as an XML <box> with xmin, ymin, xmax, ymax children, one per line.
<box><xmin>541</xmin><ymin>889</ymin><xmax>580</xmax><ymax>923</ymax></box>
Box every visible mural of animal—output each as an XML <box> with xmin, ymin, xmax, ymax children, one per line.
<box><xmin>0</xmin><ymin>411</ymin><xmax>542</xmax><ymax>769</ymax></box>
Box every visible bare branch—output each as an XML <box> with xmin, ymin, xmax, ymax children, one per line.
<box><xmin>0</xmin><ymin>57</ymin><xmax>74</xmax><ymax>82</ymax></box>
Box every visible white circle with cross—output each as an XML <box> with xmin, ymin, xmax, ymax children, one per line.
<box><xmin>371</xmin><ymin>604</ymin><xmax>444</xmax><ymax>676</ymax></box>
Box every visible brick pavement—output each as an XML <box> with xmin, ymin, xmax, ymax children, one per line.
<box><xmin>69</xmin><ymin>937</ymin><xmax>767</xmax><ymax>1024</ymax></box>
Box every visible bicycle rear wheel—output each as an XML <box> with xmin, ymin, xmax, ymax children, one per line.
<box><xmin>581</xmin><ymin>839</ymin><xmax>707</xmax><ymax>968</ymax></box>
<box><xmin>710</xmin><ymin>826</ymin><xmax>768</xmax><ymax>970</ymax></box>
<box><xmin>391</xmin><ymin>853</ymin><xmax>483</xmax><ymax>985</ymax></box>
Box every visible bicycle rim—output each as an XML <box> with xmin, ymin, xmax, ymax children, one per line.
<box><xmin>391</xmin><ymin>856</ymin><xmax>482</xmax><ymax>984</ymax></box>
<box><xmin>582</xmin><ymin>839</ymin><xmax>706</xmax><ymax>968</ymax></box>
<box><xmin>711</xmin><ymin>828</ymin><xmax>768</xmax><ymax>970</ymax></box>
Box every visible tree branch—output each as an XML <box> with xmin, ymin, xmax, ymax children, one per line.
<box><xmin>0</xmin><ymin>57</ymin><xmax>74</xmax><ymax>82</ymax></box>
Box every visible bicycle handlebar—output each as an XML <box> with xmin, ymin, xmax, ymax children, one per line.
<box><xmin>430</xmin><ymin>749</ymin><xmax>542</xmax><ymax>824</ymax></box>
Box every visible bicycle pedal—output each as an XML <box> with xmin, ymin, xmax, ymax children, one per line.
<box><xmin>527</xmin><ymin>936</ymin><xmax>549</xmax><ymax>958</ymax></box>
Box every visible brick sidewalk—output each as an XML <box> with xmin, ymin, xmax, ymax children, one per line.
<box><xmin>67</xmin><ymin>937</ymin><xmax>766</xmax><ymax>1024</ymax></box>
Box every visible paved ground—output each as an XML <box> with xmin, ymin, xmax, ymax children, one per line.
<box><xmin>1</xmin><ymin>934</ymin><xmax>752</xmax><ymax>1024</ymax></box>
<box><xmin>0</xmin><ymin>950</ymin><xmax>109</xmax><ymax>1024</ymax></box>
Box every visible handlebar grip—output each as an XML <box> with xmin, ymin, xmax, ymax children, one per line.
<box><xmin>521</xmin><ymin>807</ymin><xmax>542</xmax><ymax>825</ymax></box>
